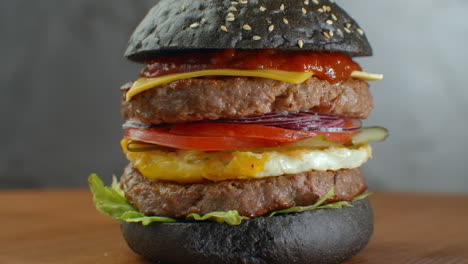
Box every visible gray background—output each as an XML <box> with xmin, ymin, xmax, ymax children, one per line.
<box><xmin>0</xmin><ymin>0</ymin><xmax>467</xmax><ymax>192</ymax></box>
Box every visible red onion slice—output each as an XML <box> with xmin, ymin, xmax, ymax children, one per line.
<box><xmin>218</xmin><ymin>112</ymin><xmax>361</xmax><ymax>132</ymax></box>
<box><xmin>123</xmin><ymin>112</ymin><xmax>362</xmax><ymax>133</ymax></box>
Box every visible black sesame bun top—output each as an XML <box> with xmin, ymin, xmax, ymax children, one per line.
<box><xmin>125</xmin><ymin>0</ymin><xmax>373</xmax><ymax>62</ymax></box>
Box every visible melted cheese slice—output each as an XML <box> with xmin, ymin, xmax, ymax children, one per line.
<box><xmin>121</xmin><ymin>139</ymin><xmax>372</xmax><ymax>183</ymax></box>
<box><xmin>350</xmin><ymin>71</ymin><xmax>384</xmax><ymax>81</ymax></box>
<box><xmin>126</xmin><ymin>70</ymin><xmax>314</xmax><ymax>101</ymax></box>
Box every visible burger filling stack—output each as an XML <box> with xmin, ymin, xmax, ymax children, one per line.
<box><xmin>89</xmin><ymin>0</ymin><xmax>388</xmax><ymax>263</ymax></box>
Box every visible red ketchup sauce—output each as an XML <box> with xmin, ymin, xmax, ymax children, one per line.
<box><xmin>141</xmin><ymin>49</ymin><xmax>361</xmax><ymax>83</ymax></box>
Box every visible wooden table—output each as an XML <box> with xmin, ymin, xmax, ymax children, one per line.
<box><xmin>1</xmin><ymin>191</ymin><xmax>468</xmax><ymax>264</ymax></box>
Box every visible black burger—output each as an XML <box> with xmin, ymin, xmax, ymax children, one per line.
<box><xmin>89</xmin><ymin>0</ymin><xmax>388</xmax><ymax>263</ymax></box>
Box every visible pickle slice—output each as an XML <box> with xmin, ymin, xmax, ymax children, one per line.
<box><xmin>187</xmin><ymin>136</ymin><xmax>343</xmax><ymax>163</ymax></box>
<box><xmin>126</xmin><ymin>140</ymin><xmax>172</xmax><ymax>152</ymax></box>
<box><xmin>351</xmin><ymin>126</ymin><xmax>389</xmax><ymax>145</ymax></box>
<box><xmin>284</xmin><ymin>135</ymin><xmax>343</xmax><ymax>148</ymax></box>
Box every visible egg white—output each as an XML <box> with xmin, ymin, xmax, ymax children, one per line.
<box><xmin>254</xmin><ymin>145</ymin><xmax>372</xmax><ymax>178</ymax></box>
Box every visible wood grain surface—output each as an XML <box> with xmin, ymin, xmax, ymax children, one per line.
<box><xmin>1</xmin><ymin>191</ymin><xmax>467</xmax><ymax>264</ymax></box>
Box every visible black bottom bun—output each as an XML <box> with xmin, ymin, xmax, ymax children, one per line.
<box><xmin>121</xmin><ymin>198</ymin><xmax>373</xmax><ymax>264</ymax></box>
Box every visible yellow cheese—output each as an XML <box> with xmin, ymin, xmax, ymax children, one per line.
<box><xmin>351</xmin><ymin>71</ymin><xmax>384</xmax><ymax>81</ymax></box>
<box><xmin>125</xmin><ymin>69</ymin><xmax>314</xmax><ymax>101</ymax></box>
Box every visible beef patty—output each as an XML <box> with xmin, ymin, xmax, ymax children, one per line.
<box><xmin>121</xmin><ymin>165</ymin><xmax>367</xmax><ymax>218</ymax></box>
<box><xmin>121</xmin><ymin>76</ymin><xmax>373</xmax><ymax>125</ymax></box>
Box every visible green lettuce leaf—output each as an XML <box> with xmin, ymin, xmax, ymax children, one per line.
<box><xmin>88</xmin><ymin>174</ymin><xmax>176</xmax><ymax>225</ymax></box>
<box><xmin>352</xmin><ymin>191</ymin><xmax>373</xmax><ymax>202</ymax></box>
<box><xmin>187</xmin><ymin>211</ymin><xmax>249</xmax><ymax>225</ymax></box>
<box><xmin>267</xmin><ymin>187</ymin><xmax>338</xmax><ymax>217</ymax></box>
<box><xmin>88</xmin><ymin>174</ymin><xmax>371</xmax><ymax>226</ymax></box>
<box><xmin>88</xmin><ymin>174</ymin><xmax>135</xmax><ymax>219</ymax></box>
<box><xmin>120</xmin><ymin>211</ymin><xmax>176</xmax><ymax>224</ymax></box>
<box><xmin>267</xmin><ymin>190</ymin><xmax>372</xmax><ymax>215</ymax></box>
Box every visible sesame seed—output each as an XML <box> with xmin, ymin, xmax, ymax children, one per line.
<box><xmin>326</xmin><ymin>19</ymin><xmax>333</xmax><ymax>25</ymax></box>
<box><xmin>302</xmin><ymin>8</ymin><xmax>307</xmax><ymax>14</ymax></box>
<box><xmin>253</xmin><ymin>35</ymin><xmax>262</xmax><ymax>40</ymax></box>
<box><xmin>313</xmin><ymin>0</ymin><xmax>319</xmax><ymax>4</ymax></box>
<box><xmin>346</xmin><ymin>23</ymin><xmax>352</xmax><ymax>28</ymax></box>
<box><xmin>268</xmin><ymin>25</ymin><xmax>275</xmax><ymax>32</ymax></box>
<box><xmin>231</xmin><ymin>1</ymin><xmax>239</xmax><ymax>5</ymax></box>
<box><xmin>322</xmin><ymin>31</ymin><xmax>330</xmax><ymax>39</ymax></box>
<box><xmin>318</xmin><ymin>8</ymin><xmax>324</xmax><ymax>12</ymax></box>
<box><xmin>201</xmin><ymin>18</ymin><xmax>206</xmax><ymax>23</ymax></box>
<box><xmin>304</xmin><ymin>0</ymin><xmax>310</xmax><ymax>5</ymax></box>
<box><xmin>344</xmin><ymin>27</ymin><xmax>351</xmax><ymax>33</ymax></box>
<box><xmin>190</xmin><ymin>22</ymin><xmax>200</xmax><ymax>28</ymax></box>
<box><xmin>220</xmin><ymin>25</ymin><xmax>228</xmax><ymax>32</ymax></box>
<box><xmin>239</xmin><ymin>0</ymin><xmax>248</xmax><ymax>4</ymax></box>
<box><xmin>331</xmin><ymin>14</ymin><xmax>337</xmax><ymax>21</ymax></box>
<box><xmin>226</xmin><ymin>13</ymin><xmax>235</xmax><ymax>21</ymax></box>
<box><xmin>337</xmin><ymin>28</ymin><xmax>343</xmax><ymax>36</ymax></box>
<box><xmin>229</xmin><ymin>6</ymin><xmax>238</xmax><ymax>11</ymax></box>
<box><xmin>283</xmin><ymin>18</ymin><xmax>289</xmax><ymax>24</ymax></box>
<box><xmin>259</xmin><ymin>6</ymin><xmax>267</xmax><ymax>11</ymax></box>
<box><xmin>267</xmin><ymin>19</ymin><xmax>272</xmax><ymax>24</ymax></box>
<box><xmin>243</xmin><ymin>24</ymin><xmax>252</xmax><ymax>30</ymax></box>
<box><xmin>322</xmin><ymin>5</ymin><xmax>331</xmax><ymax>12</ymax></box>
<box><xmin>329</xmin><ymin>30</ymin><xmax>334</xmax><ymax>36</ymax></box>
<box><xmin>280</xmin><ymin>4</ymin><xmax>285</xmax><ymax>10</ymax></box>
<box><xmin>298</xmin><ymin>40</ymin><xmax>304</xmax><ymax>48</ymax></box>
<box><xmin>329</xmin><ymin>0</ymin><xmax>335</xmax><ymax>3</ymax></box>
<box><xmin>181</xmin><ymin>5</ymin><xmax>186</xmax><ymax>11</ymax></box>
<box><xmin>357</xmin><ymin>28</ymin><xmax>365</xmax><ymax>35</ymax></box>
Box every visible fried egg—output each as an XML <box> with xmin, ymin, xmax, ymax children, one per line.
<box><xmin>121</xmin><ymin>139</ymin><xmax>372</xmax><ymax>183</ymax></box>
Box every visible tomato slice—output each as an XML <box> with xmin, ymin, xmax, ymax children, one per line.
<box><xmin>125</xmin><ymin>127</ymin><xmax>283</xmax><ymax>151</ymax></box>
<box><xmin>169</xmin><ymin>123</ymin><xmax>317</xmax><ymax>143</ymax></box>
<box><xmin>169</xmin><ymin>123</ymin><xmax>356</xmax><ymax>144</ymax></box>
<box><xmin>125</xmin><ymin>123</ymin><xmax>357</xmax><ymax>151</ymax></box>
